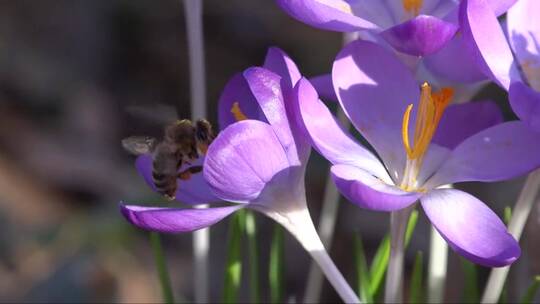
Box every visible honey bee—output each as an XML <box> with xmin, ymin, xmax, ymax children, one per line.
<box><xmin>122</xmin><ymin>119</ymin><xmax>215</xmax><ymax>200</ymax></box>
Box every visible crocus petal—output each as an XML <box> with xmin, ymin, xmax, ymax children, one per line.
<box><xmin>263</xmin><ymin>47</ymin><xmax>302</xmax><ymax>88</ymax></box>
<box><xmin>217</xmin><ymin>73</ymin><xmax>265</xmax><ymax>130</ymax></box>
<box><xmin>507</xmin><ymin>0</ymin><xmax>540</xmax><ymax>91</ymax></box>
<box><xmin>421</xmin><ymin>189</ymin><xmax>520</xmax><ymax>267</ymax></box>
<box><xmin>426</xmin><ymin>121</ymin><xmax>540</xmax><ymax>187</ymax></box>
<box><xmin>415</xmin><ymin>143</ymin><xmax>451</xmax><ymax>186</ymax></box>
<box><xmin>218</xmin><ymin>47</ymin><xmax>302</xmax><ymax>130</ymax></box>
<box><xmin>381</xmin><ymin>15</ymin><xmax>458</xmax><ymax>56</ymax></box>
<box><xmin>509</xmin><ymin>82</ymin><xmax>540</xmax><ymax>132</ymax></box>
<box><xmin>295</xmin><ymin>77</ymin><xmax>390</xmax><ymax>180</ymax></box>
<box><xmin>275</xmin><ymin>0</ymin><xmax>379</xmax><ymax>32</ymax></box>
<box><xmin>443</xmin><ymin>0</ymin><xmax>517</xmax><ymax>23</ymax></box>
<box><xmin>120</xmin><ymin>203</ymin><xmax>244</xmax><ymax>233</ymax></box>
<box><xmin>204</xmin><ymin>120</ymin><xmax>290</xmax><ymax>203</ymax></box>
<box><xmin>432</xmin><ymin>100</ymin><xmax>503</xmax><ymax>149</ymax></box>
<box><xmin>385</xmin><ymin>0</ymin><xmax>458</xmax><ymax>24</ymax></box>
<box><xmin>423</xmin><ymin>34</ymin><xmax>488</xmax><ymax>83</ymax></box>
<box><xmin>333</xmin><ymin>40</ymin><xmax>419</xmax><ymax>178</ymax></box>
<box><xmin>460</xmin><ymin>0</ymin><xmax>522</xmax><ymax>90</ymax></box>
<box><xmin>331</xmin><ymin>164</ymin><xmax>421</xmax><ymax>211</ymax></box>
<box><xmin>488</xmin><ymin>0</ymin><xmax>518</xmax><ymax>16</ymax></box>
<box><xmin>309</xmin><ymin>74</ymin><xmax>337</xmax><ymax>102</ymax></box>
<box><xmin>264</xmin><ymin>50</ymin><xmax>311</xmax><ymax>165</ymax></box>
<box><xmin>135</xmin><ymin>155</ymin><xmax>218</xmax><ymax>204</ymax></box>
<box><xmin>243</xmin><ymin>67</ymin><xmax>302</xmax><ymax>165</ymax></box>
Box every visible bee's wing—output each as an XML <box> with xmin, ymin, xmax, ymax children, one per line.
<box><xmin>121</xmin><ymin>136</ymin><xmax>157</xmax><ymax>155</ymax></box>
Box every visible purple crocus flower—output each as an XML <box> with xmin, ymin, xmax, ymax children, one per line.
<box><xmin>460</xmin><ymin>0</ymin><xmax>540</xmax><ymax>132</ymax></box>
<box><xmin>276</xmin><ymin>0</ymin><xmax>515</xmax><ymax>57</ymax></box>
<box><xmin>297</xmin><ymin>39</ymin><xmax>540</xmax><ymax>267</ymax></box>
<box><xmin>120</xmin><ymin>46</ymin><xmax>306</xmax><ymax>232</ymax></box>
<box><xmin>122</xmin><ymin>46</ymin><xmax>301</xmax><ymax>206</ymax></box>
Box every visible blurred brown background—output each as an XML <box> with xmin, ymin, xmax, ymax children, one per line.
<box><xmin>0</xmin><ymin>0</ymin><xmax>538</xmax><ymax>302</ymax></box>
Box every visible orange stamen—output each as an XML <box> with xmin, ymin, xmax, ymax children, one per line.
<box><xmin>231</xmin><ymin>102</ymin><xmax>248</xmax><ymax>121</ymax></box>
<box><xmin>403</xmin><ymin>0</ymin><xmax>423</xmax><ymax>16</ymax></box>
<box><xmin>400</xmin><ymin>83</ymin><xmax>454</xmax><ymax>189</ymax></box>
<box><xmin>401</xmin><ymin>104</ymin><xmax>414</xmax><ymax>158</ymax></box>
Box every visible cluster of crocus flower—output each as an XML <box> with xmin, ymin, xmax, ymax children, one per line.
<box><xmin>276</xmin><ymin>0</ymin><xmax>515</xmax><ymax>75</ymax></box>
<box><xmin>121</xmin><ymin>47</ymin><xmax>359</xmax><ymax>302</ymax></box>
<box><xmin>120</xmin><ymin>0</ymin><xmax>540</xmax><ymax>301</ymax></box>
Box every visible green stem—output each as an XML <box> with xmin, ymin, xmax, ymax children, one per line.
<box><xmin>354</xmin><ymin>234</ymin><xmax>373</xmax><ymax>303</ymax></box>
<box><xmin>270</xmin><ymin>224</ymin><xmax>285</xmax><ymax>303</ymax></box>
<box><xmin>304</xmin><ymin>30</ymin><xmax>359</xmax><ymax>303</ymax></box>
<box><xmin>409</xmin><ymin>251</ymin><xmax>424</xmax><ymax>303</ymax></box>
<box><xmin>384</xmin><ymin>205</ymin><xmax>414</xmax><ymax>303</ymax></box>
<box><xmin>427</xmin><ymin>225</ymin><xmax>448</xmax><ymax>303</ymax></box>
<box><xmin>150</xmin><ymin>232</ymin><xmax>174</xmax><ymax>304</ymax></box>
<box><xmin>222</xmin><ymin>210</ymin><xmax>245</xmax><ymax>303</ymax></box>
<box><xmin>245</xmin><ymin>211</ymin><xmax>260</xmax><ymax>302</ymax></box>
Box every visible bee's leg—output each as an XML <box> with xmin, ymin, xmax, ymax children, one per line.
<box><xmin>176</xmin><ymin>156</ymin><xmax>183</xmax><ymax>169</ymax></box>
<box><xmin>178</xmin><ymin>169</ymin><xmax>192</xmax><ymax>180</ymax></box>
<box><xmin>178</xmin><ymin>165</ymin><xmax>203</xmax><ymax>180</ymax></box>
<box><xmin>187</xmin><ymin>143</ymin><xmax>200</xmax><ymax>160</ymax></box>
<box><xmin>188</xmin><ymin>165</ymin><xmax>203</xmax><ymax>174</ymax></box>
<box><xmin>158</xmin><ymin>178</ymin><xmax>177</xmax><ymax>201</ymax></box>
<box><xmin>197</xmin><ymin>143</ymin><xmax>209</xmax><ymax>155</ymax></box>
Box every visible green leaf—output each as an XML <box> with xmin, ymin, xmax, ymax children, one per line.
<box><xmin>269</xmin><ymin>224</ymin><xmax>285</xmax><ymax>303</ymax></box>
<box><xmin>409</xmin><ymin>251</ymin><xmax>424</xmax><ymax>303</ymax></box>
<box><xmin>150</xmin><ymin>232</ymin><xmax>175</xmax><ymax>304</ymax></box>
<box><xmin>222</xmin><ymin>209</ymin><xmax>245</xmax><ymax>303</ymax></box>
<box><xmin>245</xmin><ymin>211</ymin><xmax>260</xmax><ymax>303</ymax></box>
<box><xmin>504</xmin><ymin>207</ymin><xmax>512</xmax><ymax>226</ymax></box>
<box><xmin>368</xmin><ymin>235</ymin><xmax>390</xmax><ymax>297</ymax></box>
<box><xmin>461</xmin><ymin>259</ymin><xmax>479</xmax><ymax>303</ymax></box>
<box><xmin>520</xmin><ymin>275</ymin><xmax>540</xmax><ymax>304</ymax></box>
<box><xmin>354</xmin><ymin>234</ymin><xmax>373</xmax><ymax>303</ymax></box>
<box><xmin>369</xmin><ymin>209</ymin><xmax>419</xmax><ymax>298</ymax></box>
<box><xmin>405</xmin><ymin>209</ymin><xmax>419</xmax><ymax>247</ymax></box>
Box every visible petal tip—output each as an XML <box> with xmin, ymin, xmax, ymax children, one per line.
<box><xmin>381</xmin><ymin>15</ymin><xmax>458</xmax><ymax>56</ymax></box>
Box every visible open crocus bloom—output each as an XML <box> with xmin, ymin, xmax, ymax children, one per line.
<box><xmin>276</xmin><ymin>0</ymin><xmax>515</xmax><ymax>57</ymax></box>
<box><xmin>121</xmin><ymin>48</ymin><xmax>309</xmax><ymax>236</ymax></box>
<box><xmin>297</xmin><ymin>39</ymin><xmax>540</xmax><ymax>267</ymax></box>
<box><xmin>126</xmin><ymin>46</ymin><xmax>302</xmax><ymax>206</ymax></box>
<box><xmin>460</xmin><ymin>0</ymin><xmax>540</xmax><ymax>132</ymax></box>
<box><xmin>121</xmin><ymin>47</ymin><xmax>310</xmax><ymax>232</ymax></box>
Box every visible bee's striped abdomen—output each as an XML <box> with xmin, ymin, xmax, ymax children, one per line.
<box><xmin>152</xmin><ymin>143</ymin><xmax>181</xmax><ymax>199</ymax></box>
